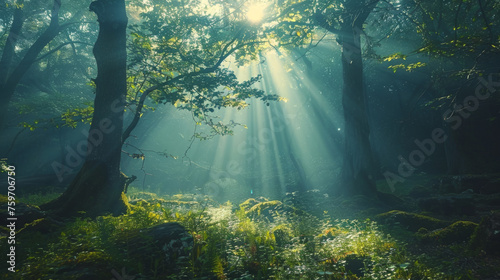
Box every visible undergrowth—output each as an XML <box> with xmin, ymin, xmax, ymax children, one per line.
<box><xmin>0</xmin><ymin>188</ymin><xmax>491</xmax><ymax>279</ymax></box>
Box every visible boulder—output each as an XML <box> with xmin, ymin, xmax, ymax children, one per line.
<box><xmin>469</xmin><ymin>212</ymin><xmax>500</xmax><ymax>256</ymax></box>
<box><xmin>416</xmin><ymin>221</ymin><xmax>478</xmax><ymax>245</ymax></box>
<box><xmin>115</xmin><ymin>222</ymin><xmax>193</xmax><ymax>275</ymax></box>
<box><xmin>375</xmin><ymin>210</ymin><xmax>448</xmax><ymax>232</ymax></box>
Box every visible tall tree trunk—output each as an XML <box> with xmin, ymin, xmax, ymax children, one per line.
<box><xmin>313</xmin><ymin>0</ymin><xmax>380</xmax><ymax>196</ymax></box>
<box><xmin>336</xmin><ymin>0</ymin><xmax>380</xmax><ymax>196</ymax></box>
<box><xmin>41</xmin><ymin>0</ymin><xmax>128</xmax><ymax>217</ymax></box>
<box><xmin>339</xmin><ymin>22</ymin><xmax>377</xmax><ymax>196</ymax></box>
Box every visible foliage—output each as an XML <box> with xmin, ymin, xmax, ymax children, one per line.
<box><xmin>0</xmin><ymin>159</ymin><xmax>8</xmax><ymax>173</ymax></box>
<box><xmin>12</xmin><ymin>0</ymin><xmax>284</xmax><ymax>139</ymax></box>
<box><xmin>0</xmin><ymin>0</ymin><xmax>98</xmax><ymax>128</ymax></box>
<box><xmin>2</xmin><ymin>188</ymin><xmax>493</xmax><ymax>279</ymax></box>
<box><xmin>121</xmin><ymin>0</ymin><xmax>283</xmax><ymax>140</ymax></box>
<box><xmin>18</xmin><ymin>191</ymin><xmax>62</xmax><ymax>206</ymax></box>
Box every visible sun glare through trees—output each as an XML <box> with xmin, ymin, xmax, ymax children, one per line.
<box><xmin>1</xmin><ymin>0</ymin><xmax>500</xmax><ymax>279</ymax></box>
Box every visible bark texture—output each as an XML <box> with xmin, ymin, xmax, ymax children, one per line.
<box><xmin>41</xmin><ymin>0</ymin><xmax>128</xmax><ymax>217</ymax></box>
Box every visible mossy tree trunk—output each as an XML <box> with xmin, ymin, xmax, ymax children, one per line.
<box><xmin>41</xmin><ymin>0</ymin><xmax>128</xmax><ymax>217</ymax></box>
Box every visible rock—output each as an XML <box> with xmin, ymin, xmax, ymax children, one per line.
<box><xmin>375</xmin><ymin>210</ymin><xmax>448</xmax><ymax>232</ymax></box>
<box><xmin>416</xmin><ymin>221</ymin><xmax>478</xmax><ymax>245</ymax></box>
<box><xmin>469</xmin><ymin>212</ymin><xmax>500</xmax><ymax>256</ymax></box>
<box><xmin>115</xmin><ymin>222</ymin><xmax>193</xmax><ymax>275</ymax></box>
<box><xmin>344</xmin><ymin>254</ymin><xmax>369</xmax><ymax>276</ymax></box>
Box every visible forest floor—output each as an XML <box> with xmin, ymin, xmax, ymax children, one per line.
<box><xmin>1</xmin><ymin>173</ymin><xmax>500</xmax><ymax>279</ymax></box>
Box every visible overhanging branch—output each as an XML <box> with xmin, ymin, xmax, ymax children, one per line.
<box><xmin>121</xmin><ymin>39</ymin><xmax>262</xmax><ymax>143</ymax></box>
<box><xmin>34</xmin><ymin>41</ymin><xmax>93</xmax><ymax>62</ymax></box>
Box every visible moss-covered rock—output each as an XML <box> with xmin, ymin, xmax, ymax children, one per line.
<box><xmin>114</xmin><ymin>222</ymin><xmax>193</xmax><ymax>275</ymax></box>
<box><xmin>416</xmin><ymin>221</ymin><xmax>478</xmax><ymax>245</ymax></box>
<box><xmin>469</xmin><ymin>212</ymin><xmax>500</xmax><ymax>256</ymax></box>
<box><xmin>239</xmin><ymin>198</ymin><xmax>260</xmax><ymax>212</ymax></box>
<box><xmin>375</xmin><ymin>210</ymin><xmax>449</xmax><ymax>231</ymax></box>
<box><xmin>54</xmin><ymin>250</ymin><xmax>114</xmax><ymax>280</ymax></box>
<box><xmin>247</xmin><ymin>200</ymin><xmax>282</xmax><ymax>215</ymax></box>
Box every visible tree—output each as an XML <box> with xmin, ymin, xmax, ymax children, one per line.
<box><xmin>272</xmin><ymin>0</ymin><xmax>381</xmax><ymax>195</ymax></box>
<box><xmin>331</xmin><ymin>0</ymin><xmax>380</xmax><ymax>196</ymax></box>
<box><xmin>0</xmin><ymin>0</ymin><xmax>64</xmax><ymax>129</ymax></box>
<box><xmin>402</xmin><ymin>0</ymin><xmax>500</xmax><ymax>174</ymax></box>
<box><xmin>42</xmin><ymin>0</ymin><xmax>129</xmax><ymax>216</ymax></box>
<box><xmin>42</xmin><ymin>0</ymin><xmax>281</xmax><ymax>217</ymax></box>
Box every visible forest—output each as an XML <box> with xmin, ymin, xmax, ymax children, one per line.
<box><xmin>0</xmin><ymin>0</ymin><xmax>499</xmax><ymax>279</ymax></box>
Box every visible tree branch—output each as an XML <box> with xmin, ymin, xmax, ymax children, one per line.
<box><xmin>311</xmin><ymin>12</ymin><xmax>340</xmax><ymax>34</ymax></box>
<box><xmin>4</xmin><ymin>0</ymin><xmax>63</xmax><ymax>93</ymax></box>
<box><xmin>34</xmin><ymin>41</ymin><xmax>93</xmax><ymax>62</ymax></box>
<box><xmin>477</xmin><ymin>0</ymin><xmax>493</xmax><ymax>40</ymax></box>
<box><xmin>121</xmin><ymin>39</ymin><xmax>261</xmax><ymax>142</ymax></box>
<box><xmin>0</xmin><ymin>6</ymin><xmax>24</xmax><ymax>85</ymax></box>
<box><xmin>454</xmin><ymin>1</ymin><xmax>463</xmax><ymax>42</ymax></box>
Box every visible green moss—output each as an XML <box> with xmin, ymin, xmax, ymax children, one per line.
<box><xmin>417</xmin><ymin>221</ymin><xmax>478</xmax><ymax>245</ymax></box>
<box><xmin>469</xmin><ymin>217</ymin><xmax>489</xmax><ymax>254</ymax></box>
<box><xmin>127</xmin><ymin>190</ymin><xmax>159</xmax><ymax>200</ymax></box>
<box><xmin>376</xmin><ymin>210</ymin><xmax>449</xmax><ymax>231</ymax></box>
<box><xmin>17</xmin><ymin>218</ymin><xmax>62</xmax><ymax>235</ymax></box>
<box><xmin>18</xmin><ymin>192</ymin><xmax>62</xmax><ymax>206</ymax></box>
<box><xmin>247</xmin><ymin>200</ymin><xmax>282</xmax><ymax>215</ymax></box>
<box><xmin>271</xmin><ymin>224</ymin><xmax>293</xmax><ymax>246</ymax></box>
<box><xmin>239</xmin><ymin>198</ymin><xmax>260</xmax><ymax>211</ymax></box>
<box><xmin>121</xmin><ymin>191</ymin><xmax>132</xmax><ymax>212</ymax></box>
<box><xmin>73</xmin><ymin>251</ymin><xmax>112</xmax><ymax>264</ymax></box>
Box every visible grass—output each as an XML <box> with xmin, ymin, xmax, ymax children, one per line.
<box><xmin>1</xmin><ymin>188</ymin><xmax>498</xmax><ymax>279</ymax></box>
